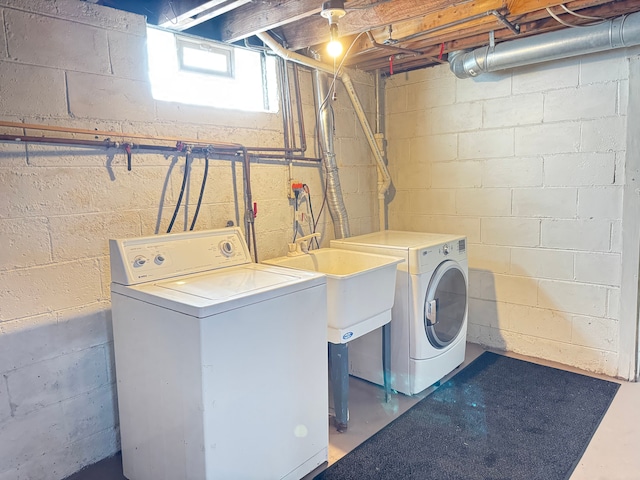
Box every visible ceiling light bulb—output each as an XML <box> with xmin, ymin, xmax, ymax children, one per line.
<box><xmin>327</xmin><ymin>38</ymin><xmax>343</xmax><ymax>57</ymax></box>
<box><xmin>321</xmin><ymin>1</ymin><xmax>346</xmax><ymax>58</ymax></box>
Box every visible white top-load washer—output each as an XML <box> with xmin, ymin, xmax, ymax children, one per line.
<box><xmin>331</xmin><ymin>230</ymin><xmax>468</xmax><ymax>396</ymax></box>
<box><xmin>110</xmin><ymin>228</ymin><xmax>328</xmax><ymax>480</ymax></box>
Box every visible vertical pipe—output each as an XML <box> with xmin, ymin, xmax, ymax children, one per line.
<box><xmin>257</xmin><ymin>32</ymin><xmax>391</xmax><ymax>230</ymax></box>
<box><xmin>313</xmin><ymin>68</ymin><xmax>351</xmax><ymax>240</ymax></box>
<box><xmin>340</xmin><ymin>73</ymin><xmax>391</xmax><ymax>230</ymax></box>
<box><xmin>278</xmin><ymin>59</ymin><xmax>291</xmax><ymax>158</ymax></box>
<box><xmin>374</xmin><ymin>69</ymin><xmax>387</xmax><ymax>231</ymax></box>
<box><xmin>241</xmin><ymin>148</ymin><xmax>258</xmax><ymax>262</ymax></box>
<box><xmin>328</xmin><ymin>343</ymin><xmax>349</xmax><ymax>432</ymax></box>
<box><xmin>292</xmin><ymin>64</ymin><xmax>307</xmax><ymax>153</ymax></box>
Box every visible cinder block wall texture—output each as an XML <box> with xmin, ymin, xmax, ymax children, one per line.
<box><xmin>386</xmin><ymin>49</ymin><xmax>639</xmax><ymax>378</ymax></box>
<box><xmin>0</xmin><ymin>1</ymin><xmax>379</xmax><ymax>478</ymax></box>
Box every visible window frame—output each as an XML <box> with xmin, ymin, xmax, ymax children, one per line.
<box><xmin>175</xmin><ymin>35</ymin><xmax>235</xmax><ymax>78</ymax></box>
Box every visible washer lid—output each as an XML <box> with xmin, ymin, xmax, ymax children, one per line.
<box><xmin>333</xmin><ymin>230</ymin><xmax>464</xmax><ymax>249</ymax></box>
<box><xmin>111</xmin><ymin>263</ymin><xmax>325</xmax><ymax>318</ymax></box>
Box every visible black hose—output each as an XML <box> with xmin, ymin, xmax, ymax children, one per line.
<box><xmin>251</xmin><ymin>222</ymin><xmax>258</xmax><ymax>263</ymax></box>
<box><xmin>167</xmin><ymin>152</ymin><xmax>191</xmax><ymax>233</ymax></box>
<box><xmin>304</xmin><ymin>184</ymin><xmax>321</xmax><ymax>249</ymax></box>
<box><xmin>189</xmin><ymin>151</ymin><xmax>209</xmax><ymax>231</ymax></box>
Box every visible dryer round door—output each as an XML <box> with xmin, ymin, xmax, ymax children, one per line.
<box><xmin>424</xmin><ymin>260</ymin><xmax>467</xmax><ymax>349</ymax></box>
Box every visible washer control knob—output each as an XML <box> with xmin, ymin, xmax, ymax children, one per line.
<box><xmin>133</xmin><ymin>255</ymin><xmax>147</xmax><ymax>267</ymax></box>
<box><xmin>443</xmin><ymin>244</ymin><xmax>450</xmax><ymax>255</ymax></box>
<box><xmin>220</xmin><ymin>241</ymin><xmax>234</xmax><ymax>257</ymax></box>
<box><xmin>154</xmin><ymin>255</ymin><xmax>165</xmax><ymax>265</ymax></box>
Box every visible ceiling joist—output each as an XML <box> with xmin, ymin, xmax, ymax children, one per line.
<box><xmin>99</xmin><ymin>0</ymin><xmax>640</xmax><ymax>75</ymax></box>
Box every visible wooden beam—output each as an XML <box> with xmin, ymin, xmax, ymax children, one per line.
<box><xmin>164</xmin><ymin>0</ymin><xmax>251</xmax><ymax>31</ymax></box>
<box><xmin>355</xmin><ymin>0</ymin><xmax>636</xmax><ymax>74</ymax></box>
<box><xmin>219</xmin><ymin>0</ymin><xmax>322</xmax><ymax>43</ymax></box>
<box><xmin>342</xmin><ymin>0</ymin><xmax>618</xmax><ymax>63</ymax></box>
<box><xmin>159</xmin><ymin>0</ymin><xmax>227</xmax><ymax>27</ymax></box>
<box><xmin>365</xmin><ymin>0</ymin><xmax>506</xmax><ymax>44</ymax></box>
<box><xmin>507</xmin><ymin>0</ymin><xmax>564</xmax><ymax>15</ymax></box>
<box><xmin>281</xmin><ymin>0</ymin><xmax>571</xmax><ymax>51</ymax></box>
<box><xmin>279</xmin><ymin>0</ymin><xmax>478</xmax><ymax>51</ymax></box>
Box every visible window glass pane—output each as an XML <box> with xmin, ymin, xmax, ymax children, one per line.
<box><xmin>182</xmin><ymin>47</ymin><xmax>228</xmax><ymax>73</ymax></box>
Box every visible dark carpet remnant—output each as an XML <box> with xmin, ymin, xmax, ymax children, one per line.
<box><xmin>315</xmin><ymin>352</ymin><xmax>620</xmax><ymax>480</ymax></box>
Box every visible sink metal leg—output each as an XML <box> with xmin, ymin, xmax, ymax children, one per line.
<box><xmin>382</xmin><ymin>323</ymin><xmax>391</xmax><ymax>403</ymax></box>
<box><xmin>329</xmin><ymin>342</ymin><xmax>349</xmax><ymax>432</ymax></box>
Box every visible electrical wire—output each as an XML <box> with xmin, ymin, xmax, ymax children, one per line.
<box><xmin>167</xmin><ymin>151</ymin><xmax>191</xmax><ymax>233</ymax></box>
<box><xmin>189</xmin><ymin>150</ymin><xmax>209</xmax><ymax>231</ymax></box>
<box><xmin>560</xmin><ymin>4</ymin><xmax>605</xmax><ymax>21</ymax></box>
<box><xmin>546</xmin><ymin>6</ymin><xmax>605</xmax><ymax>28</ymax></box>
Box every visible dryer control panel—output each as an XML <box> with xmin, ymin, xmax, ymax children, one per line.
<box><xmin>418</xmin><ymin>237</ymin><xmax>467</xmax><ymax>272</ymax></box>
<box><xmin>109</xmin><ymin>227</ymin><xmax>252</xmax><ymax>285</ymax></box>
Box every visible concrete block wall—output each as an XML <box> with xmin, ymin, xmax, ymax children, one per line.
<box><xmin>0</xmin><ymin>1</ymin><xmax>379</xmax><ymax>478</ymax></box>
<box><xmin>386</xmin><ymin>47</ymin><xmax>640</xmax><ymax>377</ymax></box>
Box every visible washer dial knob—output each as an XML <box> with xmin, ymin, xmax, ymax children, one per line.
<box><xmin>133</xmin><ymin>255</ymin><xmax>147</xmax><ymax>267</ymax></box>
<box><xmin>154</xmin><ymin>254</ymin><xmax>165</xmax><ymax>265</ymax></box>
<box><xmin>443</xmin><ymin>244</ymin><xmax>450</xmax><ymax>255</ymax></box>
<box><xmin>220</xmin><ymin>241</ymin><xmax>234</xmax><ymax>257</ymax></box>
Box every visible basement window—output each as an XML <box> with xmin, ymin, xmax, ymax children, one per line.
<box><xmin>146</xmin><ymin>26</ymin><xmax>278</xmax><ymax>113</ymax></box>
<box><xmin>176</xmin><ymin>37</ymin><xmax>234</xmax><ymax>77</ymax></box>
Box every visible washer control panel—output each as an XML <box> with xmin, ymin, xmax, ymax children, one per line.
<box><xmin>109</xmin><ymin>227</ymin><xmax>252</xmax><ymax>285</ymax></box>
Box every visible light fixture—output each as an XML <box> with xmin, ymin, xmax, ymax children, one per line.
<box><xmin>321</xmin><ymin>0</ymin><xmax>346</xmax><ymax>57</ymax></box>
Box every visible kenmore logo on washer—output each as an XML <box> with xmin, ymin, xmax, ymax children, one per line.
<box><xmin>343</xmin><ymin>332</ymin><xmax>354</xmax><ymax>340</ymax></box>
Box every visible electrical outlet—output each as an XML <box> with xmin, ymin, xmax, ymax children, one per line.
<box><xmin>289</xmin><ymin>181</ymin><xmax>303</xmax><ymax>199</ymax></box>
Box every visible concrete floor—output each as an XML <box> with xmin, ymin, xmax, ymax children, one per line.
<box><xmin>66</xmin><ymin>343</ymin><xmax>640</xmax><ymax>480</ymax></box>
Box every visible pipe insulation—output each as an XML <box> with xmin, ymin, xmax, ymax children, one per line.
<box><xmin>449</xmin><ymin>11</ymin><xmax>640</xmax><ymax>78</ymax></box>
<box><xmin>257</xmin><ymin>32</ymin><xmax>392</xmax><ymax>229</ymax></box>
<box><xmin>314</xmin><ymin>69</ymin><xmax>351</xmax><ymax>240</ymax></box>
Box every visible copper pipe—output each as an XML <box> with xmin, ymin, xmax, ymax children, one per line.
<box><xmin>0</xmin><ymin>133</ymin><xmax>321</xmax><ymax>162</ymax></box>
<box><xmin>0</xmin><ymin>134</ymin><xmax>119</xmax><ymax>148</ymax></box>
<box><xmin>0</xmin><ymin>120</ymin><xmax>242</xmax><ymax>149</ymax></box>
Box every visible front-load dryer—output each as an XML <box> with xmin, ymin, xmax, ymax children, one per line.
<box><xmin>331</xmin><ymin>230</ymin><xmax>468</xmax><ymax>396</ymax></box>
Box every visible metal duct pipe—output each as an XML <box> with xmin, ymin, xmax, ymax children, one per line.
<box><xmin>449</xmin><ymin>11</ymin><xmax>640</xmax><ymax>78</ymax></box>
<box><xmin>313</xmin><ymin>69</ymin><xmax>351</xmax><ymax>239</ymax></box>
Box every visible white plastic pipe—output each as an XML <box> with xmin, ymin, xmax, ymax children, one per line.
<box><xmin>257</xmin><ymin>32</ymin><xmax>392</xmax><ymax>230</ymax></box>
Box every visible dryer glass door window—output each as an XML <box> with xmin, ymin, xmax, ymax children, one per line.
<box><xmin>424</xmin><ymin>261</ymin><xmax>467</xmax><ymax>348</ymax></box>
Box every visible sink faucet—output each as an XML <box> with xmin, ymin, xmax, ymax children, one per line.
<box><xmin>288</xmin><ymin>233</ymin><xmax>321</xmax><ymax>256</ymax></box>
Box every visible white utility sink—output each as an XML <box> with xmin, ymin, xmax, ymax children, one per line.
<box><xmin>263</xmin><ymin>248</ymin><xmax>402</xmax><ymax>343</ymax></box>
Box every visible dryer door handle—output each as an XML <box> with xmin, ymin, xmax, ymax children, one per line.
<box><xmin>426</xmin><ymin>299</ymin><xmax>438</xmax><ymax>325</ymax></box>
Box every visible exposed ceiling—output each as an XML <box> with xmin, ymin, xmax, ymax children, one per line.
<box><xmin>94</xmin><ymin>0</ymin><xmax>640</xmax><ymax>75</ymax></box>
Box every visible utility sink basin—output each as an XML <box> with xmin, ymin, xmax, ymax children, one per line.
<box><xmin>263</xmin><ymin>248</ymin><xmax>402</xmax><ymax>343</ymax></box>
